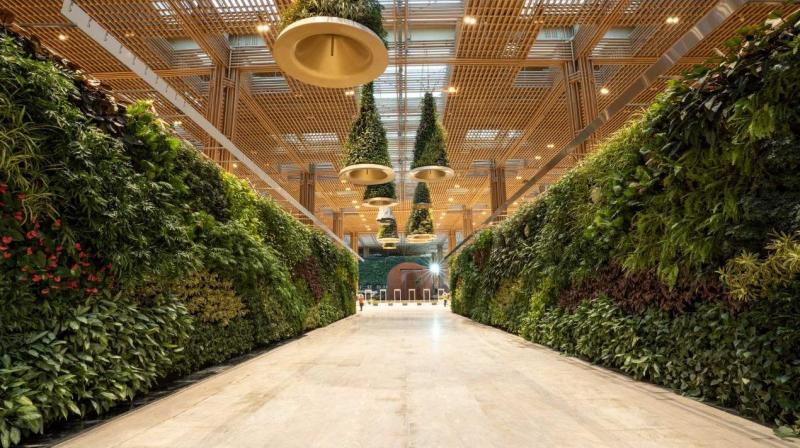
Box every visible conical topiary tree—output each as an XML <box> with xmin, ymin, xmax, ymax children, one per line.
<box><xmin>279</xmin><ymin>0</ymin><xmax>388</xmax><ymax>43</ymax></box>
<box><xmin>377</xmin><ymin>218</ymin><xmax>399</xmax><ymax>243</ymax></box>
<box><xmin>409</xmin><ymin>92</ymin><xmax>452</xmax><ymax>181</ymax></box>
<box><xmin>406</xmin><ymin>208</ymin><xmax>435</xmax><ymax>243</ymax></box>
<box><xmin>413</xmin><ymin>182</ymin><xmax>431</xmax><ymax>208</ymax></box>
<box><xmin>339</xmin><ymin>82</ymin><xmax>395</xmax><ymax>185</ymax></box>
<box><xmin>363</xmin><ymin>181</ymin><xmax>397</xmax><ymax>207</ymax></box>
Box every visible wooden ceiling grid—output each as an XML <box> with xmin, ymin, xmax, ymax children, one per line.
<box><xmin>3</xmin><ymin>0</ymin><xmax>789</xmax><ymax>250</ymax></box>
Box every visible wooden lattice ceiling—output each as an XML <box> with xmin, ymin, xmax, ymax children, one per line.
<box><xmin>4</xmin><ymin>0</ymin><xmax>790</xmax><ymax>254</ymax></box>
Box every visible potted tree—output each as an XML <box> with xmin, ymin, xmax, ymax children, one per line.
<box><xmin>409</xmin><ymin>93</ymin><xmax>453</xmax><ymax>181</ymax></box>
<box><xmin>339</xmin><ymin>82</ymin><xmax>395</xmax><ymax>185</ymax></box>
<box><xmin>275</xmin><ymin>0</ymin><xmax>389</xmax><ymax>88</ymax></box>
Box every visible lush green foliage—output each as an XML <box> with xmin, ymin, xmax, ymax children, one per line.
<box><xmin>377</xmin><ymin>218</ymin><xmax>398</xmax><ymax>241</ymax></box>
<box><xmin>343</xmin><ymin>82</ymin><xmax>391</xmax><ymax>167</ymax></box>
<box><xmin>364</xmin><ymin>182</ymin><xmax>395</xmax><ymax>201</ymax></box>
<box><xmin>412</xmin><ymin>182</ymin><xmax>431</xmax><ymax>206</ymax></box>
<box><xmin>411</xmin><ymin>93</ymin><xmax>449</xmax><ymax>169</ymax></box>
<box><xmin>406</xmin><ymin>208</ymin><xmax>434</xmax><ymax>236</ymax></box>
<box><xmin>0</xmin><ymin>31</ymin><xmax>356</xmax><ymax>447</ymax></box>
<box><xmin>450</xmin><ymin>12</ymin><xmax>800</xmax><ymax>434</ymax></box>
<box><xmin>279</xmin><ymin>0</ymin><xmax>387</xmax><ymax>45</ymax></box>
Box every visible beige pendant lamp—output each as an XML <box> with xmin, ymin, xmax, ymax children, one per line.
<box><xmin>409</xmin><ymin>92</ymin><xmax>454</xmax><ymax>182</ymax></box>
<box><xmin>406</xmin><ymin>182</ymin><xmax>436</xmax><ymax>244</ymax></box>
<box><xmin>376</xmin><ymin>206</ymin><xmax>394</xmax><ymax>226</ymax></box>
<box><xmin>382</xmin><ymin>242</ymin><xmax>397</xmax><ymax>250</ymax></box>
<box><xmin>339</xmin><ymin>82</ymin><xmax>395</xmax><ymax>185</ymax></box>
<box><xmin>274</xmin><ymin>0</ymin><xmax>389</xmax><ymax>88</ymax></box>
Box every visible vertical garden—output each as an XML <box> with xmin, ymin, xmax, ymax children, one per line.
<box><xmin>450</xmin><ymin>13</ymin><xmax>800</xmax><ymax>435</ymax></box>
<box><xmin>0</xmin><ymin>29</ymin><xmax>357</xmax><ymax>447</ymax></box>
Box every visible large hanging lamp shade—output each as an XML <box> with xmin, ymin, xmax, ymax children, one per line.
<box><xmin>377</xmin><ymin>218</ymin><xmax>400</xmax><ymax>244</ymax></box>
<box><xmin>406</xmin><ymin>208</ymin><xmax>436</xmax><ymax>244</ymax></box>
<box><xmin>274</xmin><ymin>0</ymin><xmax>389</xmax><ymax>88</ymax></box>
<box><xmin>409</xmin><ymin>92</ymin><xmax>454</xmax><ymax>182</ymax></box>
<box><xmin>412</xmin><ymin>182</ymin><xmax>432</xmax><ymax>209</ymax></box>
<box><xmin>339</xmin><ymin>82</ymin><xmax>395</xmax><ymax>185</ymax></box>
<box><xmin>363</xmin><ymin>182</ymin><xmax>398</xmax><ymax>207</ymax></box>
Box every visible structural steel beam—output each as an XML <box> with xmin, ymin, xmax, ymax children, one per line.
<box><xmin>444</xmin><ymin>0</ymin><xmax>749</xmax><ymax>261</ymax></box>
<box><xmin>61</xmin><ymin>0</ymin><xmax>362</xmax><ymax>261</ymax></box>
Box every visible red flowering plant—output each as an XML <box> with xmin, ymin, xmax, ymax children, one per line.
<box><xmin>0</xmin><ymin>181</ymin><xmax>110</xmax><ymax>299</ymax></box>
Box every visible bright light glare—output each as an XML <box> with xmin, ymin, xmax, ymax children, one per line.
<box><xmin>430</xmin><ymin>263</ymin><xmax>440</xmax><ymax>275</ymax></box>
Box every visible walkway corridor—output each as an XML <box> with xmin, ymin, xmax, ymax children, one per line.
<box><xmin>58</xmin><ymin>307</ymin><xmax>794</xmax><ymax>448</ymax></box>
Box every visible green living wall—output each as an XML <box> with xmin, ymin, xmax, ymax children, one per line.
<box><xmin>359</xmin><ymin>255</ymin><xmax>429</xmax><ymax>289</ymax></box>
<box><xmin>450</xmin><ymin>12</ymin><xmax>800</xmax><ymax>436</ymax></box>
<box><xmin>0</xmin><ymin>30</ymin><xmax>356</xmax><ymax>447</ymax></box>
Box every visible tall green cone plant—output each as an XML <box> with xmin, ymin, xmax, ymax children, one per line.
<box><xmin>377</xmin><ymin>218</ymin><xmax>399</xmax><ymax>241</ymax></box>
<box><xmin>406</xmin><ymin>208</ymin><xmax>434</xmax><ymax>236</ymax></box>
<box><xmin>413</xmin><ymin>182</ymin><xmax>431</xmax><ymax>207</ymax></box>
<box><xmin>279</xmin><ymin>0</ymin><xmax>388</xmax><ymax>45</ymax></box>
<box><xmin>343</xmin><ymin>82</ymin><xmax>392</xmax><ymax>168</ymax></box>
<box><xmin>411</xmin><ymin>93</ymin><xmax>449</xmax><ymax>169</ymax></box>
<box><xmin>364</xmin><ymin>182</ymin><xmax>396</xmax><ymax>202</ymax></box>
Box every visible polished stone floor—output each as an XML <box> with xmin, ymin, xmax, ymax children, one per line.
<box><xmin>58</xmin><ymin>305</ymin><xmax>796</xmax><ymax>447</ymax></box>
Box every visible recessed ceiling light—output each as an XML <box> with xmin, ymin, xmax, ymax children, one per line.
<box><xmin>345</xmin><ymin>90</ymin><xmax>355</xmax><ymax>96</ymax></box>
<box><xmin>256</xmin><ymin>23</ymin><xmax>270</xmax><ymax>33</ymax></box>
<box><xmin>547</xmin><ymin>143</ymin><xmax>555</xmax><ymax>149</ymax></box>
<box><xmin>355</xmin><ymin>205</ymin><xmax>361</xmax><ymax>209</ymax></box>
<box><xmin>340</xmin><ymin>179</ymin><xmax>347</xmax><ymax>184</ymax></box>
<box><xmin>172</xmin><ymin>120</ymin><xmax>182</xmax><ymax>126</ymax></box>
<box><xmin>447</xmin><ymin>86</ymin><xmax>458</xmax><ymax>94</ymax></box>
<box><xmin>58</xmin><ymin>34</ymin><xmax>68</xmax><ymax>41</ymax></box>
<box><xmin>600</xmin><ymin>87</ymin><xmax>610</xmax><ymax>95</ymax></box>
<box><xmin>516</xmin><ymin>175</ymin><xmax>522</xmax><ymax>180</ymax></box>
<box><xmin>345</xmin><ymin>187</ymin><xmax>351</xmax><ymax>191</ymax></box>
<box><xmin>232</xmin><ymin>162</ymin><xmax>238</xmax><ymax>169</ymax></box>
<box><xmin>534</xmin><ymin>155</ymin><xmax>542</xmax><ymax>160</ymax></box>
<box><xmin>448</xmin><ymin>197</ymin><xmax>454</xmax><ymax>202</ymax></box>
<box><xmin>454</xmin><ymin>184</ymin><xmax>460</xmax><ymax>188</ymax></box>
<box><xmin>665</xmin><ymin>16</ymin><xmax>680</xmax><ymax>25</ymax></box>
<box><xmin>124</xmin><ymin>31</ymin><xmax>136</xmax><ymax>38</ymax></box>
<box><xmin>351</xmin><ymin>200</ymin><xmax>357</xmax><ymax>204</ymax></box>
<box><xmin>463</xmin><ymin>16</ymin><xmax>477</xmax><ymax>25</ymax></box>
<box><xmin>481</xmin><ymin>211</ymin><xmax>487</xmax><ymax>216</ymax></box>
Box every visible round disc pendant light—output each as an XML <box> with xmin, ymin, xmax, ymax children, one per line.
<box><xmin>274</xmin><ymin>1</ymin><xmax>388</xmax><ymax>88</ymax></box>
<box><xmin>339</xmin><ymin>82</ymin><xmax>395</xmax><ymax>185</ymax></box>
<box><xmin>409</xmin><ymin>92</ymin><xmax>453</xmax><ymax>182</ymax></box>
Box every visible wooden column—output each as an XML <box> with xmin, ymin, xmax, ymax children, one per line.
<box><xmin>462</xmin><ymin>208</ymin><xmax>473</xmax><ymax>236</ymax></box>
<box><xmin>332</xmin><ymin>210</ymin><xmax>344</xmax><ymax>239</ymax></box>
<box><xmin>299</xmin><ymin>164</ymin><xmax>316</xmax><ymax>224</ymax></box>
<box><xmin>204</xmin><ymin>65</ymin><xmax>239</xmax><ymax>171</ymax></box>
<box><xmin>448</xmin><ymin>230</ymin><xmax>457</xmax><ymax>252</ymax></box>
<box><xmin>350</xmin><ymin>232</ymin><xmax>359</xmax><ymax>254</ymax></box>
<box><xmin>489</xmin><ymin>163</ymin><xmax>507</xmax><ymax>223</ymax></box>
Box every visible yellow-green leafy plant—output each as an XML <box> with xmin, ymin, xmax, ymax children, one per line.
<box><xmin>719</xmin><ymin>232</ymin><xmax>800</xmax><ymax>301</ymax></box>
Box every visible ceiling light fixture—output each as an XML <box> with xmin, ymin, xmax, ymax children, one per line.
<box><xmin>463</xmin><ymin>16</ymin><xmax>477</xmax><ymax>25</ymax></box>
<box><xmin>534</xmin><ymin>155</ymin><xmax>542</xmax><ymax>160</ymax></box>
<box><xmin>256</xmin><ymin>23</ymin><xmax>270</xmax><ymax>33</ymax></box>
<box><xmin>547</xmin><ymin>143</ymin><xmax>555</xmax><ymax>149</ymax></box>
<box><xmin>232</xmin><ymin>162</ymin><xmax>238</xmax><ymax>169</ymax></box>
<box><xmin>600</xmin><ymin>87</ymin><xmax>610</xmax><ymax>95</ymax></box>
<box><xmin>172</xmin><ymin>120</ymin><xmax>182</xmax><ymax>126</ymax></box>
<box><xmin>447</xmin><ymin>86</ymin><xmax>458</xmax><ymax>94</ymax></box>
<box><xmin>345</xmin><ymin>89</ymin><xmax>355</xmax><ymax>96</ymax></box>
<box><xmin>516</xmin><ymin>175</ymin><xmax>522</xmax><ymax>180</ymax></box>
<box><xmin>454</xmin><ymin>184</ymin><xmax>460</xmax><ymax>188</ymax></box>
<box><xmin>58</xmin><ymin>34</ymin><xmax>68</xmax><ymax>41</ymax></box>
<box><xmin>666</xmin><ymin>16</ymin><xmax>680</xmax><ymax>25</ymax></box>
